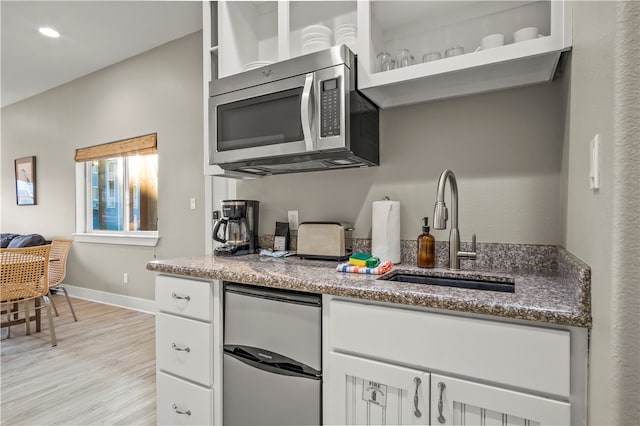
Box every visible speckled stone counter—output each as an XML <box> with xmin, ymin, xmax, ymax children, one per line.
<box><xmin>147</xmin><ymin>244</ymin><xmax>591</xmax><ymax>328</ymax></box>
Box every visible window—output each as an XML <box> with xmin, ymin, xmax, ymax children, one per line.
<box><xmin>74</xmin><ymin>133</ymin><xmax>159</xmax><ymax>246</ymax></box>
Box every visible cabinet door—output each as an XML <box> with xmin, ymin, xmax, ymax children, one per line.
<box><xmin>326</xmin><ymin>352</ymin><xmax>429</xmax><ymax>426</ymax></box>
<box><xmin>430</xmin><ymin>374</ymin><xmax>570</xmax><ymax>426</ymax></box>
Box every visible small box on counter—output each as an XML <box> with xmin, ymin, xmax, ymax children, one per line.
<box><xmin>273</xmin><ymin>222</ymin><xmax>290</xmax><ymax>251</ymax></box>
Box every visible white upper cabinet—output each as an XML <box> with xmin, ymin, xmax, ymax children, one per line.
<box><xmin>211</xmin><ymin>0</ymin><xmax>571</xmax><ymax>106</ymax></box>
<box><xmin>217</xmin><ymin>1</ymin><xmax>357</xmax><ymax>78</ymax></box>
<box><xmin>218</xmin><ymin>1</ymin><xmax>278</xmax><ymax>78</ymax></box>
<box><xmin>358</xmin><ymin>0</ymin><xmax>572</xmax><ymax>107</ymax></box>
<box><xmin>286</xmin><ymin>2</ymin><xmax>357</xmax><ymax>59</ymax></box>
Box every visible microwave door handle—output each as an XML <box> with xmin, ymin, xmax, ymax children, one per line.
<box><xmin>301</xmin><ymin>72</ymin><xmax>315</xmax><ymax>151</ymax></box>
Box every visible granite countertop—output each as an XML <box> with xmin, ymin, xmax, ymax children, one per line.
<box><xmin>147</xmin><ymin>243</ymin><xmax>592</xmax><ymax>328</ymax></box>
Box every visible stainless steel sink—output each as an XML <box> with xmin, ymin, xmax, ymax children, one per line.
<box><xmin>378</xmin><ymin>271</ymin><xmax>515</xmax><ymax>293</ymax></box>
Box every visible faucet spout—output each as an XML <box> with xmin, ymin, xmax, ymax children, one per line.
<box><xmin>432</xmin><ymin>169</ymin><xmax>475</xmax><ymax>270</ymax></box>
<box><xmin>434</xmin><ymin>169</ymin><xmax>458</xmax><ymax>230</ymax></box>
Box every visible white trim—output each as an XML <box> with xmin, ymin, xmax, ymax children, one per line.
<box><xmin>72</xmin><ymin>232</ymin><xmax>159</xmax><ymax>246</ymax></box>
<box><xmin>62</xmin><ymin>284</ymin><xmax>155</xmax><ymax>314</ymax></box>
<box><xmin>75</xmin><ymin>162</ymin><xmax>86</xmax><ymax>234</ymax></box>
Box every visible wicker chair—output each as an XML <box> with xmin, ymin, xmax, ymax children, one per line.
<box><xmin>0</xmin><ymin>245</ymin><xmax>57</xmax><ymax>346</ymax></box>
<box><xmin>47</xmin><ymin>239</ymin><xmax>77</xmax><ymax>321</ymax></box>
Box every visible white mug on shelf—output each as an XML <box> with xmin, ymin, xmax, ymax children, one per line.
<box><xmin>475</xmin><ymin>33</ymin><xmax>505</xmax><ymax>51</ymax></box>
<box><xmin>513</xmin><ymin>27</ymin><xmax>543</xmax><ymax>43</ymax></box>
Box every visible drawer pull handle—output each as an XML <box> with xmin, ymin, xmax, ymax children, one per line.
<box><xmin>172</xmin><ymin>404</ymin><xmax>191</xmax><ymax>416</ymax></box>
<box><xmin>437</xmin><ymin>381</ymin><xmax>446</xmax><ymax>424</ymax></box>
<box><xmin>171</xmin><ymin>292</ymin><xmax>191</xmax><ymax>301</ymax></box>
<box><xmin>413</xmin><ymin>377</ymin><xmax>422</xmax><ymax>418</ymax></box>
<box><xmin>171</xmin><ymin>343</ymin><xmax>191</xmax><ymax>353</ymax></box>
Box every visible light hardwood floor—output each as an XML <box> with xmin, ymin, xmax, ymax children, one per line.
<box><xmin>1</xmin><ymin>294</ymin><xmax>156</xmax><ymax>425</ymax></box>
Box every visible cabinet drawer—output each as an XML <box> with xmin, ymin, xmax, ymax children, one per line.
<box><xmin>157</xmin><ymin>371</ymin><xmax>213</xmax><ymax>426</ymax></box>
<box><xmin>156</xmin><ymin>313</ymin><xmax>213</xmax><ymax>386</ymax></box>
<box><xmin>328</xmin><ymin>299</ymin><xmax>571</xmax><ymax>398</ymax></box>
<box><xmin>156</xmin><ymin>275</ymin><xmax>213</xmax><ymax>321</ymax></box>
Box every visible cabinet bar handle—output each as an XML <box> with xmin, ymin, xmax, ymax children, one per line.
<box><xmin>413</xmin><ymin>377</ymin><xmax>422</xmax><ymax>418</ymax></box>
<box><xmin>437</xmin><ymin>381</ymin><xmax>446</xmax><ymax>424</ymax></box>
<box><xmin>172</xmin><ymin>404</ymin><xmax>191</xmax><ymax>416</ymax></box>
<box><xmin>171</xmin><ymin>343</ymin><xmax>191</xmax><ymax>353</ymax></box>
<box><xmin>171</xmin><ymin>292</ymin><xmax>191</xmax><ymax>301</ymax></box>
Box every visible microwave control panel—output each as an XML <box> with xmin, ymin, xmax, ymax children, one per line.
<box><xmin>320</xmin><ymin>78</ymin><xmax>340</xmax><ymax>138</ymax></box>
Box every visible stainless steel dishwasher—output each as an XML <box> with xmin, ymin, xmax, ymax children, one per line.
<box><xmin>223</xmin><ymin>282</ymin><xmax>322</xmax><ymax>425</ymax></box>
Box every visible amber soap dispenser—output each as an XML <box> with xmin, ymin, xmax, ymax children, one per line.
<box><xmin>417</xmin><ymin>217</ymin><xmax>436</xmax><ymax>268</ymax></box>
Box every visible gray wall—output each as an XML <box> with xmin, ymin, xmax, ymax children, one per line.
<box><xmin>1</xmin><ymin>32</ymin><xmax>204</xmax><ymax>301</ymax></box>
<box><xmin>561</xmin><ymin>2</ymin><xmax>617</xmax><ymax>424</ymax></box>
<box><xmin>238</xmin><ymin>81</ymin><xmax>566</xmax><ymax>245</ymax></box>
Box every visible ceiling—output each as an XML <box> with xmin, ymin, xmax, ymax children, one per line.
<box><xmin>1</xmin><ymin>1</ymin><xmax>202</xmax><ymax>108</ymax></box>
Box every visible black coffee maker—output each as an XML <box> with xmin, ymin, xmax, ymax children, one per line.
<box><xmin>213</xmin><ymin>200</ymin><xmax>260</xmax><ymax>256</ymax></box>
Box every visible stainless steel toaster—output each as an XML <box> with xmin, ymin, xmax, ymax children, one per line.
<box><xmin>297</xmin><ymin>222</ymin><xmax>353</xmax><ymax>260</ymax></box>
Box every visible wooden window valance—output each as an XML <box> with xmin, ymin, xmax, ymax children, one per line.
<box><xmin>74</xmin><ymin>133</ymin><xmax>157</xmax><ymax>162</ymax></box>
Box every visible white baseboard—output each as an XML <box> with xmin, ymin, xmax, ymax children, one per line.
<box><xmin>61</xmin><ymin>285</ymin><xmax>155</xmax><ymax>314</ymax></box>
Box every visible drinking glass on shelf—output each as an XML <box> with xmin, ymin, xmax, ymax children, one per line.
<box><xmin>423</xmin><ymin>51</ymin><xmax>442</xmax><ymax>62</ymax></box>
<box><xmin>444</xmin><ymin>46</ymin><xmax>465</xmax><ymax>58</ymax></box>
<box><xmin>397</xmin><ymin>48</ymin><xmax>412</xmax><ymax>68</ymax></box>
<box><xmin>377</xmin><ymin>51</ymin><xmax>394</xmax><ymax>72</ymax></box>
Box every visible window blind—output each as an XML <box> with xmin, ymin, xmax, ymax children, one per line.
<box><xmin>74</xmin><ymin>133</ymin><xmax>157</xmax><ymax>162</ymax></box>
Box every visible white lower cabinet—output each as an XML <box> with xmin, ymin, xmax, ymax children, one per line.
<box><xmin>327</xmin><ymin>352</ymin><xmax>429</xmax><ymax>425</ymax></box>
<box><xmin>327</xmin><ymin>353</ymin><xmax>571</xmax><ymax>426</ymax></box>
<box><xmin>430</xmin><ymin>374</ymin><xmax>570</xmax><ymax>426</ymax></box>
<box><xmin>324</xmin><ymin>297</ymin><xmax>578</xmax><ymax>426</ymax></box>
<box><xmin>155</xmin><ymin>274</ymin><xmax>223</xmax><ymax>425</ymax></box>
<box><xmin>157</xmin><ymin>371</ymin><xmax>214</xmax><ymax>426</ymax></box>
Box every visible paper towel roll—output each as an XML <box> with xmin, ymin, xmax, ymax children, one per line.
<box><xmin>371</xmin><ymin>199</ymin><xmax>401</xmax><ymax>264</ymax></box>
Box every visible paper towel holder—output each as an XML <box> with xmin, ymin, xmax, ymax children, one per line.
<box><xmin>372</xmin><ymin>196</ymin><xmax>401</xmax><ymax>264</ymax></box>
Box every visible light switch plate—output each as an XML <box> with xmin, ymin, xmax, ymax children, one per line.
<box><xmin>590</xmin><ymin>134</ymin><xmax>600</xmax><ymax>191</ymax></box>
<box><xmin>190</xmin><ymin>197</ymin><xmax>197</xmax><ymax>210</ymax></box>
<box><xmin>288</xmin><ymin>210</ymin><xmax>299</xmax><ymax>231</ymax></box>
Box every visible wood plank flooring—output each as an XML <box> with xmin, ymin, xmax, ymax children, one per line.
<box><xmin>1</xmin><ymin>294</ymin><xmax>156</xmax><ymax>425</ymax></box>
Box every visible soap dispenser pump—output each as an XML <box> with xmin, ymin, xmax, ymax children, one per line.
<box><xmin>417</xmin><ymin>217</ymin><xmax>436</xmax><ymax>268</ymax></box>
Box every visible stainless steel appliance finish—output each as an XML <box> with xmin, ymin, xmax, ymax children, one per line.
<box><xmin>223</xmin><ymin>283</ymin><xmax>322</xmax><ymax>425</ymax></box>
<box><xmin>433</xmin><ymin>169</ymin><xmax>477</xmax><ymax>270</ymax></box>
<box><xmin>213</xmin><ymin>200</ymin><xmax>259</xmax><ymax>256</ymax></box>
<box><xmin>209</xmin><ymin>45</ymin><xmax>379</xmax><ymax>176</ymax></box>
<box><xmin>297</xmin><ymin>221</ymin><xmax>353</xmax><ymax>260</ymax></box>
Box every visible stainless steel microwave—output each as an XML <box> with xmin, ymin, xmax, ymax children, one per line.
<box><xmin>208</xmin><ymin>45</ymin><xmax>379</xmax><ymax>176</ymax></box>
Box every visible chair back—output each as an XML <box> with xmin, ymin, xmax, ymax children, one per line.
<box><xmin>48</xmin><ymin>239</ymin><xmax>73</xmax><ymax>287</ymax></box>
<box><xmin>1</xmin><ymin>245</ymin><xmax>51</xmax><ymax>302</ymax></box>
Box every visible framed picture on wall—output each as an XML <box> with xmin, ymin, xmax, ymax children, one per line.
<box><xmin>15</xmin><ymin>156</ymin><xmax>37</xmax><ymax>205</ymax></box>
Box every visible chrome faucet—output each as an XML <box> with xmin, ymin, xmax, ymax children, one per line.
<box><xmin>433</xmin><ymin>169</ymin><xmax>477</xmax><ymax>270</ymax></box>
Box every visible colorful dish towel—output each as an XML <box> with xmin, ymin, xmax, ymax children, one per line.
<box><xmin>336</xmin><ymin>260</ymin><xmax>393</xmax><ymax>275</ymax></box>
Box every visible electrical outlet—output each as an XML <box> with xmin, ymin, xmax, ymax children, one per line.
<box><xmin>123</xmin><ymin>273</ymin><xmax>129</xmax><ymax>285</ymax></box>
<box><xmin>288</xmin><ymin>210</ymin><xmax>299</xmax><ymax>231</ymax></box>
<box><xmin>190</xmin><ymin>197</ymin><xmax>197</xmax><ymax>210</ymax></box>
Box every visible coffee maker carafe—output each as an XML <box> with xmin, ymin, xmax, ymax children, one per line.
<box><xmin>213</xmin><ymin>200</ymin><xmax>259</xmax><ymax>256</ymax></box>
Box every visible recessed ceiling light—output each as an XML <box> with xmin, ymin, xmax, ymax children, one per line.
<box><xmin>38</xmin><ymin>27</ymin><xmax>60</xmax><ymax>38</ymax></box>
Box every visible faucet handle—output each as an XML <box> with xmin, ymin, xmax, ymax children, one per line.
<box><xmin>471</xmin><ymin>233</ymin><xmax>476</xmax><ymax>253</ymax></box>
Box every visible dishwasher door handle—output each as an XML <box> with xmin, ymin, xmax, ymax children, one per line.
<box><xmin>224</xmin><ymin>344</ymin><xmax>321</xmax><ymax>380</ymax></box>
